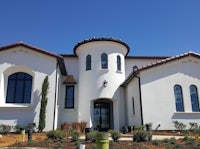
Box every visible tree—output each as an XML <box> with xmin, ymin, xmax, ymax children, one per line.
<box><xmin>38</xmin><ymin>76</ymin><xmax>49</xmax><ymax>132</ymax></box>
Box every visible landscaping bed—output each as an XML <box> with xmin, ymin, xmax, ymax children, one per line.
<box><xmin>0</xmin><ymin>132</ymin><xmax>200</xmax><ymax>149</ymax></box>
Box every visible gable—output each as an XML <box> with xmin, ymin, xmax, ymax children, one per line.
<box><xmin>0</xmin><ymin>42</ymin><xmax>67</xmax><ymax>75</ymax></box>
<box><xmin>122</xmin><ymin>51</ymin><xmax>200</xmax><ymax>87</ymax></box>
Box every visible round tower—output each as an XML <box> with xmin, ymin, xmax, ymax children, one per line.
<box><xmin>74</xmin><ymin>37</ymin><xmax>129</xmax><ymax>129</ymax></box>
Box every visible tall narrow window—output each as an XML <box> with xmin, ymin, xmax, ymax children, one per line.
<box><xmin>190</xmin><ymin>85</ymin><xmax>200</xmax><ymax>112</ymax></box>
<box><xmin>6</xmin><ymin>72</ymin><xmax>32</xmax><ymax>103</ymax></box>
<box><xmin>132</xmin><ymin>97</ymin><xmax>135</xmax><ymax>115</ymax></box>
<box><xmin>101</xmin><ymin>53</ymin><xmax>108</xmax><ymax>69</ymax></box>
<box><xmin>65</xmin><ymin>85</ymin><xmax>74</xmax><ymax>108</ymax></box>
<box><xmin>86</xmin><ymin>55</ymin><xmax>91</xmax><ymax>70</ymax></box>
<box><xmin>174</xmin><ymin>85</ymin><xmax>184</xmax><ymax>112</ymax></box>
<box><xmin>117</xmin><ymin>55</ymin><xmax>121</xmax><ymax>71</ymax></box>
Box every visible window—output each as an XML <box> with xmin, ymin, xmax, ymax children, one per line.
<box><xmin>86</xmin><ymin>55</ymin><xmax>91</xmax><ymax>70</ymax></box>
<box><xmin>101</xmin><ymin>53</ymin><xmax>108</xmax><ymax>69</ymax></box>
<box><xmin>117</xmin><ymin>55</ymin><xmax>121</xmax><ymax>71</ymax></box>
<box><xmin>132</xmin><ymin>97</ymin><xmax>135</xmax><ymax>115</ymax></box>
<box><xmin>65</xmin><ymin>85</ymin><xmax>74</xmax><ymax>108</ymax></box>
<box><xmin>190</xmin><ymin>85</ymin><xmax>200</xmax><ymax>112</ymax></box>
<box><xmin>174</xmin><ymin>85</ymin><xmax>184</xmax><ymax>112</ymax></box>
<box><xmin>6</xmin><ymin>72</ymin><xmax>32</xmax><ymax>103</ymax></box>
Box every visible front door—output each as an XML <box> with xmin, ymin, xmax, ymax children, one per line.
<box><xmin>94</xmin><ymin>101</ymin><xmax>111</xmax><ymax>131</ymax></box>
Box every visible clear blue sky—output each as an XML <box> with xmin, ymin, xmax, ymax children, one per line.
<box><xmin>0</xmin><ymin>0</ymin><xmax>200</xmax><ymax>56</ymax></box>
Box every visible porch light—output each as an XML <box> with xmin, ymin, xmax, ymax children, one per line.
<box><xmin>103</xmin><ymin>80</ymin><xmax>108</xmax><ymax>87</ymax></box>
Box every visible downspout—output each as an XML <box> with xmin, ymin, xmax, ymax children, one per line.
<box><xmin>134</xmin><ymin>75</ymin><xmax>144</xmax><ymax>125</ymax></box>
<box><xmin>53</xmin><ymin>62</ymin><xmax>58</xmax><ymax>130</ymax></box>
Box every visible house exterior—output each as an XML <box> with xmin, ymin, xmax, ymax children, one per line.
<box><xmin>0</xmin><ymin>38</ymin><xmax>200</xmax><ymax>131</ymax></box>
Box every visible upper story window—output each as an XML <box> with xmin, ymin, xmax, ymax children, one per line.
<box><xmin>65</xmin><ymin>85</ymin><xmax>74</xmax><ymax>108</ymax></box>
<box><xmin>101</xmin><ymin>53</ymin><xmax>108</xmax><ymax>69</ymax></box>
<box><xmin>86</xmin><ymin>55</ymin><xmax>91</xmax><ymax>71</ymax></box>
<box><xmin>117</xmin><ymin>55</ymin><xmax>121</xmax><ymax>71</ymax></box>
<box><xmin>190</xmin><ymin>85</ymin><xmax>200</xmax><ymax>112</ymax></box>
<box><xmin>174</xmin><ymin>85</ymin><xmax>184</xmax><ymax>112</ymax></box>
<box><xmin>6</xmin><ymin>72</ymin><xmax>32</xmax><ymax>103</ymax></box>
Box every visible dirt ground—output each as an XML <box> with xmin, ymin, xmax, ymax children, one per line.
<box><xmin>0</xmin><ymin>133</ymin><xmax>46</xmax><ymax>147</ymax></box>
<box><xmin>0</xmin><ymin>132</ymin><xmax>199</xmax><ymax>149</ymax></box>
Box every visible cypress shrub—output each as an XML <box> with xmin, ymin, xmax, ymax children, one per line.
<box><xmin>38</xmin><ymin>76</ymin><xmax>49</xmax><ymax>132</ymax></box>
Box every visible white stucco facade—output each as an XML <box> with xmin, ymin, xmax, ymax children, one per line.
<box><xmin>0</xmin><ymin>38</ymin><xmax>200</xmax><ymax>131</ymax></box>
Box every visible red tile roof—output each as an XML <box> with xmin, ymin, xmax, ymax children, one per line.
<box><xmin>0</xmin><ymin>41</ymin><xmax>63</xmax><ymax>59</ymax></box>
<box><xmin>73</xmin><ymin>37</ymin><xmax>130</xmax><ymax>56</ymax></box>
<box><xmin>0</xmin><ymin>42</ymin><xmax>67</xmax><ymax>75</ymax></box>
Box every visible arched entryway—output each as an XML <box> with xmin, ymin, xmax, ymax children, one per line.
<box><xmin>93</xmin><ymin>99</ymin><xmax>113</xmax><ymax>131</ymax></box>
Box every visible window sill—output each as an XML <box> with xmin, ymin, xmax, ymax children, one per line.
<box><xmin>63</xmin><ymin>108</ymin><xmax>76</xmax><ymax>112</ymax></box>
<box><xmin>0</xmin><ymin>103</ymin><xmax>33</xmax><ymax>108</ymax></box>
<box><xmin>99</xmin><ymin>69</ymin><xmax>109</xmax><ymax>72</ymax></box>
<box><xmin>116</xmin><ymin>70</ymin><xmax>123</xmax><ymax>74</ymax></box>
<box><xmin>174</xmin><ymin>112</ymin><xmax>200</xmax><ymax>114</ymax></box>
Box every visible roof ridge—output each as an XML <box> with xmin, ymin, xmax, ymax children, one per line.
<box><xmin>0</xmin><ymin>42</ymin><xmax>63</xmax><ymax>59</ymax></box>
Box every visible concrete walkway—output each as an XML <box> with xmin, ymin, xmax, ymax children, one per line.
<box><xmin>80</xmin><ymin>135</ymin><xmax>185</xmax><ymax>141</ymax></box>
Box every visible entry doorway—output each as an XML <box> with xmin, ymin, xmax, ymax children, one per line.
<box><xmin>93</xmin><ymin>99</ymin><xmax>113</xmax><ymax>131</ymax></box>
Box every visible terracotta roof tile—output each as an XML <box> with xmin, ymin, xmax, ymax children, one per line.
<box><xmin>73</xmin><ymin>37</ymin><xmax>130</xmax><ymax>56</ymax></box>
<box><xmin>0</xmin><ymin>42</ymin><xmax>63</xmax><ymax>59</ymax></box>
<box><xmin>0</xmin><ymin>42</ymin><xmax>67</xmax><ymax>75</ymax></box>
<box><xmin>63</xmin><ymin>75</ymin><xmax>76</xmax><ymax>84</ymax></box>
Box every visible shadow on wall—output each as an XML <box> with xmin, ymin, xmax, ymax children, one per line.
<box><xmin>0</xmin><ymin>90</ymin><xmax>40</xmax><ymax>127</ymax></box>
<box><xmin>172</xmin><ymin>113</ymin><xmax>200</xmax><ymax>120</ymax></box>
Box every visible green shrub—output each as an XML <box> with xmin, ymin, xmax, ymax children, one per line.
<box><xmin>86</xmin><ymin>130</ymin><xmax>98</xmax><ymax>142</ymax></box>
<box><xmin>39</xmin><ymin>76</ymin><xmax>49</xmax><ymax>132</ymax></box>
<box><xmin>71</xmin><ymin>129</ymin><xmax>81</xmax><ymax>141</ymax></box>
<box><xmin>75</xmin><ymin>139</ymin><xmax>85</xmax><ymax>148</ymax></box>
<box><xmin>172</xmin><ymin>121</ymin><xmax>186</xmax><ymax>132</ymax></box>
<box><xmin>133</xmin><ymin>130</ymin><xmax>148</xmax><ymax>142</ymax></box>
<box><xmin>169</xmin><ymin>137</ymin><xmax>176</xmax><ymax>145</ymax></box>
<box><xmin>55</xmin><ymin>141</ymin><xmax>63</xmax><ymax>148</ymax></box>
<box><xmin>189</xmin><ymin>122</ymin><xmax>199</xmax><ymax>133</ymax></box>
<box><xmin>109</xmin><ymin>129</ymin><xmax>121</xmax><ymax>142</ymax></box>
<box><xmin>46</xmin><ymin>130</ymin><xmax>66</xmax><ymax>141</ymax></box>
<box><xmin>0</xmin><ymin>124</ymin><xmax>12</xmax><ymax>134</ymax></box>
<box><xmin>134</xmin><ymin>125</ymin><xmax>144</xmax><ymax>131</ymax></box>
<box><xmin>152</xmin><ymin>140</ymin><xmax>160</xmax><ymax>146</ymax></box>
<box><xmin>162</xmin><ymin>138</ymin><xmax>170</xmax><ymax>143</ymax></box>
<box><xmin>184</xmin><ymin>137</ymin><xmax>195</xmax><ymax>145</ymax></box>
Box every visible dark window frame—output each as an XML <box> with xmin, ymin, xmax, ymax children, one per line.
<box><xmin>6</xmin><ymin>72</ymin><xmax>32</xmax><ymax>103</ymax></box>
<box><xmin>132</xmin><ymin>97</ymin><xmax>135</xmax><ymax>115</ymax></box>
<box><xmin>65</xmin><ymin>85</ymin><xmax>74</xmax><ymax>109</ymax></box>
<box><xmin>174</xmin><ymin>85</ymin><xmax>184</xmax><ymax>112</ymax></box>
<box><xmin>117</xmin><ymin>55</ymin><xmax>121</xmax><ymax>71</ymax></box>
<box><xmin>190</xmin><ymin>85</ymin><xmax>200</xmax><ymax>112</ymax></box>
<box><xmin>86</xmin><ymin>55</ymin><xmax>91</xmax><ymax>71</ymax></box>
<box><xmin>101</xmin><ymin>53</ymin><xmax>108</xmax><ymax>69</ymax></box>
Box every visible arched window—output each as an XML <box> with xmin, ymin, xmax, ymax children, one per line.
<box><xmin>6</xmin><ymin>72</ymin><xmax>32</xmax><ymax>103</ymax></box>
<box><xmin>190</xmin><ymin>85</ymin><xmax>200</xmax><ymax>112</ymax></box>
<box><xmin>101</xmin><ymin>53</ymin><xmax>108</xmax><ymax>69</ymax></box>
<box><xmin>174</xmin><ymin>85</ymin><xmax>184</xmax><ymax>112</ymax></box>
<box><xmin>86</xmin><ymin>55</ymin><xmax>91</xmax><ymax>70</ymax></box>
<box><xmin>117</xmin><ymin>55</ymin><xmax>121</xmax><ymax>71</ymax></box>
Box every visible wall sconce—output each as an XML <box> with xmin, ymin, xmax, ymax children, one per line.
<box><xmin>103</xmin><ymin>80</ymin><xmax>108</xmax><ymax>87</ymax></box>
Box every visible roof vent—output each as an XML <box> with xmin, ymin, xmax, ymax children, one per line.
<box><xmin>133</xmin><ymin>65</ymin><xmax>138</xmax><ymax>72</ymax></box>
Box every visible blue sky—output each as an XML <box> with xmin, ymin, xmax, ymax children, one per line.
<box><xmin>0</xmin><ymin>0</ymin><xmax>200</xmax><ymax>56</ymax></box>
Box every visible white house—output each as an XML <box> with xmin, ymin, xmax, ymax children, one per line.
<box><xmin>0</xmin><ymin>38</ymin><xmax>200</xmax><ymax>131</ymax></box>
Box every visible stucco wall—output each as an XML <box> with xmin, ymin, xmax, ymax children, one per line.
<box><xmin>58</xmin><ymin>57</ymin><xmax>79</xmax><ymax>126</ymax></box>
<box><xmin>125</xmin><ymin>58</ymin><xmax>163</xmax><ymax>77</ymax></box>
<box><xmin>140</xmin><ymin>56</ymin><xmax>200</xmax><ymax>130</ymax></box>
<box><xmin>76</xmin><ymin>41</ymin><xmax>127</xmax><ymax>129</ymax></box>
<box><xmin>0</xmin><ymin>46</ymin><xmax>57</xmax><ymax>131</ymax></box>
<box><xmin>126</xmin><ymin>77</ymin><xmax>142</xmax><ymax>126</ymax></box>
